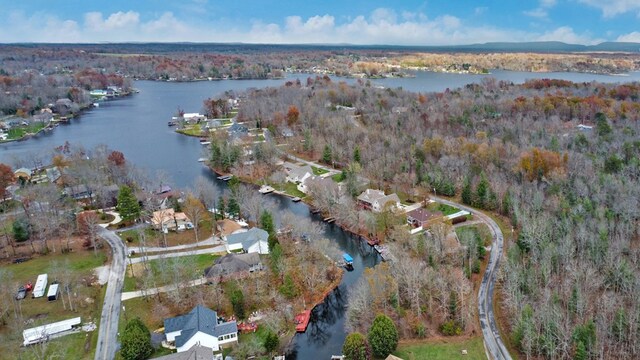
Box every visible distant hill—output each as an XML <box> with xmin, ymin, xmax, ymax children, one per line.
<box><xmin>3</xmin><ymin>41</ymin><xmax>640</xmax><ymax>54</ymax></box>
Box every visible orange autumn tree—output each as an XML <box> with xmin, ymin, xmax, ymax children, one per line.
<box><xmin>518</xmin><ymin>148</ymin><xmax>568</xmax><ymax>181</ymax></box>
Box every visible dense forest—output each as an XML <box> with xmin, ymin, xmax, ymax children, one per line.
<box><xmin>229</xmin><ymin>77</ymin><xmax>640</xmax><ymax>359</ymax></box>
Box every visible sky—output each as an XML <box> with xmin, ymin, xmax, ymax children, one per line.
<box><xmin>1</xmin><ymin>0</ymin><xmax>640</xmax><ymax>45</ymax></box>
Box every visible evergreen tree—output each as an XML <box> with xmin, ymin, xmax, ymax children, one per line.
<box><xmin>461</xmin><ymin>176</ymin><xmax>473</xmax><ymax>205</ymax></box>
<box><xmin>12</xmin><ymin>218</ymin><xmax>30</xmax><ymax>242</ymax></box>
<box><xmin>322</xmin><ymin>144</ymin><xmax>332</xmax><ymax>164</ymax></box>
<box><xmin>353</xmin><ymin>145</ymin><xmax>361</xmax><ymax>164</ymax></box>
<box><xmin>343</xmin><ymin>332</ymin><xmax>370</xmax><ymax>360</ymax></box>
<box><xmin>501</xmin><ymin>189</ymin><xmax>512</xmax><ymax>216</ymax></box>
<box><xmin>574</xmin><ymin>341</ymin><xmax>587</xmax><ymax>360</ymax></box>
<box><xmin>260</xmin><ymin>210</ymin><xmax>278</xmax><ymax>250</ymax></box>
<box><xmin>230</xmin><ymin>286</ymin><xmax>245</xmax><ymax>319</ymax></box>
<box><xmin>475</xmin><ymin>173</ymin><xmax>489</xmax><ymax>209</ymax></box>
<box><xmin>367</xmin><ymin>314</ymin><xmax>398</xmax><ymax>358</ymax></box>
<box><xmin>120</xmin><ymin>318</ymin><xmax>153</xmax><ymax>360</ymax></box>
<box><xmin>263</xmin><ymin>330</ymin><xmax>279</xmax><ymax>354</ymax></box>
<box><xmin>217</xmin><ymin>196</ymin><xmax>226</xmax><ymax>218</ymax></box>
<box><xmin>117</xmin><ymin>185</ymin><xmax>141</xmax><ymax>222</ymax></box>
<box><xmin>595</xmin><ymin>112</ymin><xmax>612</xmax><ymax>137</ymax></box>
<box><xmin>279</xmin><ymin>274</ymin><xmax>298</xmax><ymax>299</ymax></box>
<box><xmin>227</xmin><ymin>197</ymin><xmax>240</xmax><ymax>218</ymax></box>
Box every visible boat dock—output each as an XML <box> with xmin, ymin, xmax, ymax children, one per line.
<box><xmin>374</xmin><ymin>245</ymin><xmax>393</xmax><ymax>261</ymax></box>
<box><xmin>323</xmin><ymin>217</ymin><xmax>336</xmax><ymax>223</ymax></box>
<box><xmin>258</xmin><ymin>185</ymin><xmax>275</xmax><ymax>194</ymax></box>
<box><xmin>295</xmin><ymin>309</ymin><xmax>312</xmax><ymax>332</ymax></box>
<box><xmin>216</xmin><ymin>175</ymin><xmax>233</xmax><ymax>181</ymax></box>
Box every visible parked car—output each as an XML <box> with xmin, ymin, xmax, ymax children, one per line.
<box><xmin>15</xmin><ymin>286</ymin><xmax>27</xmax><ymax>300</ymax></box>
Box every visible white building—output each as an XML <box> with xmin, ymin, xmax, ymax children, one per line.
<box><xmin>285</xmin><ymin>164</ymin><xmax>313</xmax><ymax>184</ymax></box>
<box><xmin>225</xmin><ymin>228</ymin><xmax>269</xmax><ymax>255</ymax></box>
<box><xmin>23</xmin><ymin>317</ymin><xmax>81</xmax><ymax>346</ymax></box>
<box><xmin>357</xmin><ymin>189</ymin><xmax>401</xmax><ymax>213</ymax></box>
<box><xmin>164</xmin><ymin>305</ymin><xmax>238</xmax><ymax>353</ymax></box>
<box><xmin>32</xmin><ymin>274</ymin><xmax>48</xmax><ymax>298</ymax></box>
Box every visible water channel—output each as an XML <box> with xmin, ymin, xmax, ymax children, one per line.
<box><xmin>1</xmin><ymin>69</ymin><xmax>639</xmax><ymax>359</ymax></box>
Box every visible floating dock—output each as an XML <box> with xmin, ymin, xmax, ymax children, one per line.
<box><xmin>295</xmin><ymin>309</ymin><xmax>312</xmax><ymax>332</ymax></box>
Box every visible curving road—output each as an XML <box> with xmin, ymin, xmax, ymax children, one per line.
<box><xmin>94</xmin><ymin>228</ymin><xmax>127</xmax><ymax>360</ymax></box>
<box><xmin>432</xmin><ymin>196</ymin><xmax>512</xmax><ymax>360</ymax></box>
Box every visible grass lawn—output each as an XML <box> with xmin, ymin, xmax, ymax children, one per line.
<box><xmin>428</xmin><ymin>202</ymin><xmax>460</xmax><ymax>216</ymax></box>
<box><xmin>311</xmin><ymin>166</ymin><xmax>329</xmax><ymax>176</ymax></box>
<box><xmin>119</xmin><ymin>220</ymin><xmax>214</xmax><ymax>248</ymax></box>
<box><xmin>280</xmin><ymin>182</ymin><xmax>306</xmax><ymax>198</ymax></box>
<box><xmin>331</xmin><ymin>173</ymin><xmax>344</xmax><ymax>182</ymax></box>
<box><xmin>125</xmin><ymin>253</ymin><xmax>221</xmax><ymax>290</ymax></box>
<box><xmin>394</xmin><ymin>337</ymin><xmax>485</xmax><ymax>360</ymax></box>
<box><xmin>0</xmin><ymin>250</ymin><xmax>107</xmax><ymax>359</ymax></box>
<box><xmin>255</xmin><ymin>134</ymin><xmax>265</xmax><ymax>142</ymax></box>
<box><xmin>175</xmin><ymin>125</ymin><xmax>204</xmax><ymax>137</ymax></box>
<box><xmin>7</xmin><ymin>123</ymin><xmax>46</xmax><ymax>140</ymax></box>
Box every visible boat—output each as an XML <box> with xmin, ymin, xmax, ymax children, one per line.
<box><xmin>197</xmin><ymin>157</ymin><xmax>207</xmax><ymax>162</ymax></box>
<box><xmin>294</xmin><ymin>309</ymin><xmax>312</xmax><ymax>332</ymax></box>
<box><xmin>168</xmin><ymin>121</ymin><xmax>176</xmax><ymax>126</ymax></box>
<box><xmin>291</xmin><ymin>197</ymin><xmax>301</xmax><ymax>202</ymax></box>
<box><xmin>200</xmin><ymin>141</ymin><xmax>211</xmax><ymax>145</ymax></box>
<box><xmin>342</xmin><ymin>253</ymin><xmax>354</xmax><ymax>270</ymax></box>
<box><xmin>258</xmin><ymin>185</ymin><xmax>275</xmax><ymax>194</ymax></box>
<box><xmin>217</xmin><ymin>175</ymin><xmax>233</xmax><ymax>181</ymax></box>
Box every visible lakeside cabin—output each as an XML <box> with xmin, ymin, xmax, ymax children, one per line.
<box><xmin>33</xmin><ymin>274</ymin><xmax>48</xmax><ymax>298</ymax></box>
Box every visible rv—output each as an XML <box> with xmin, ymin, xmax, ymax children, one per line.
<box><xmin>33</xmin><ymin>274</ymin><xmax>48</xmax><ymax>298</ymax></box>
<box><xmin>47</xmin><ymin>283</ymin><xmax>59</xmax><ymax>301</ymax></box>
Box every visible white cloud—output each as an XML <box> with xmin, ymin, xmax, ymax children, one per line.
<box><xmin>537</xmin><ymin>26</ymin><xmax>601</xmax><ymax>44</ymax></box>
<box><xmin>578</xmin><ymin>0</ymin><xmax>640</xmax><ymax>18</ymax></box>
<box><xmin>0</xmin><ymin>8</ymin><xmax>604</xmax><ymax>45</ymax></box>
<box><xmin>617</xmin><ymin>31</ymin><xmax>640</xmax><ymax>42</ymax></box>
<box><xmin>524</xmin><ymin>8</ymin><xmax>549</xmax><ymax>19</ymax></box>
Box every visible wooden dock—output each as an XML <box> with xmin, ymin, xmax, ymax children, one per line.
<box><xmin>295</xmin><ymin>309</ymin><xmax>312</xmax><ymax>332</ymax></box>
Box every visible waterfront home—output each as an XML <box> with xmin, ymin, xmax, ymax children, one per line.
<box><xmin>183</xmin><ymin>113</ymin><xmax>206</xmax><ymax>124</ymax></box>
<box><xmin>164</xmin><ymin>305</ymin><xmax>238</xmax><ymax>353</ymax></box>
<box><xmin>46</xmin><ymin>167</ymin><xmax>62</xmax><ymax>183</ymax></box>
<box><xmin>225</xmin><ymin>227</ymin><xmax>269</xmax><ymax>255</ymax></box>
<box><xmin>153</xmin><ymin>344</ymin><xmax>214</xmax><ymax>360</ymax></box>
<box><xmin>285</xmin><ymin>163</ymin><xmax>313</xmax><ymax>184</ymax></box>
<box><xmin>14</xmin><ymin>168</ymin><xmax>32</xmax><ymax>181</ymax></box>
<box><xmin>357</xmin><ymin>189</ymin><xmax>401</xmax><ymax>212</ymax></box>
<box><xmin>63</xmin><ymin>184</ymin><xmax>93</xmax><ymax>201</ymax></box>
<box><xmin>204</xmin><ymin>252</ymin><xmax>263</xmax><ymax>281</ymax></box>
<box><xmin>151</xmin><ymin>208</ymin><xmax>193</xmax><ymax>232</ymax></box>
<box><xmin>297</xmin><ymin>175</ymin><xmax>333</xmax><ymax>194</ymax></box>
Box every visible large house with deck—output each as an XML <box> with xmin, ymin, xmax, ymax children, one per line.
<box><xmin>164</xmin><ymin>305</ymin><xmax>238</xmax><ymax>353</ymax></box>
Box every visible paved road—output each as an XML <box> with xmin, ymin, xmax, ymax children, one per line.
<box><xmin>127</xmin><ymin>236</ymin><xmax>222</xmax><ymax>254</ymax></box>
<box><xmin>94</xmin><ymin>228</ymin><xmax>127</xmax><ymax>360</ymax></box>
<box><xmin>432</xmin><ymin>196</ymin><xmax>512</xmax><ymax>360</ymax></box>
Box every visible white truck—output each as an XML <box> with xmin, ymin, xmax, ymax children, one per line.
<box><xmin>32</xmin><ymin>274</ymin><xmax>48</xmax><ymax>298</ymax></box>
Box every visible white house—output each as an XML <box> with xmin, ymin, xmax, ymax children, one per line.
<box><xmin>183</xmin><ymin>113</ymin><xmax>206</xmax><ymax>124</ymax></box>
<box><xmin>225</xmin><ymin>227</ymin><xmax>269</xmax><ymax>255</ymax></box>
<box><xmin>164</xmin><ymin>305</ymin><xmax>238</xmax><ymax>353</ymax></box>
<box><xmin>285</xmin><ymin>164</ymin><xmax>313</xmax><ymax>184</ymax></box>
<box><xmin>297</xmin><ymin>175</ymin><xmax>333</xmax><ymax>194</ymax></box>
<box><xmin>153</xmin><ymin>344</ymin><xmax>214</xmax><ymax>360</ymax></box>
<box><xmin>357</xmin><ymin>189</ymin><xmax>401</xmax><ymax>213</ymax></box>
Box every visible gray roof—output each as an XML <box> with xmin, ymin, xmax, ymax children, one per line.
<box><xmin>228</xmin><ymin>122</ymin><xmax>248</xmax><ymax>133</ymax></box>
<box><xmin>205</xmin><ymin>253</ymin><xmax>262</xmax><ymax>278</ymax></box>
<box><xmin>287</xmin><ymin>164</ymin><xmax>313</xmax><ymax>181</ymax></box>
<box><xmin>153</xmin><ymin>344</ymin><xmax>213</xmax><ymax>360</ymax></box>
<box><xmin>164</xmin><ymin>305</ymin><xmax>237</xmax><ymax>348</ymax></box>
<box><xmin>46</xmin><ymin>167</ymin><xmax>61</xmax><ymax>183</ymax></box>
<box><xmin>357</xmin><ymin>189</ymin><xmax>386</xmax><ymax>204</ymax></box>
<box><xmin>226</xmin><ymin>228</ymin><xmax>268</xmax><ymax>250</ymax></box>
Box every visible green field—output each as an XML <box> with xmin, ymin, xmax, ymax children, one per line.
<box><xmin>175</xmin><ymin>124</ymin><xmax>204</xmax><ymax>137</ymax></box>
<box><xmin>280</xmin><ymin>182</ymin><xmax>306</xmax><ymax>198</ymax></box>
<box><xmin>394</xmin><ymin>337</ymin><xmax>486</xmax><ymax>360</ymax></box>
<box><xmin>428</xmin><ymin>202</ymin><xmax>461</xmax><ymax>216</ymax></box>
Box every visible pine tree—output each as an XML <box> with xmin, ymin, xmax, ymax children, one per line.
<box><xmin>353</xmin><ymin>145</ymin><xmax>361</xmax><ymax>164</ymax></box>
<box><xmin>120</xmin><ymin>318</ymin><xmax>153</xmax><ymax>360</ymax></box>
<box><xmin>343</xmin><ymin>332</ymin><xmax>370</xmax><ymax>360</ymax></box>
<box><xmin>117</xmin><ymin>185</ymin><xmax>141</xmax><ymax>222</ymax></box>
<box><xmin>461</xmin><ymin>176</ymin><xmax>473</xmax><ymax>205</ymax></box>
<box><xmin>322</xmin><ymin>144</ymin><xmax>332</xmax><ymax>164</ymax></box>
<box><xmin>475</xmin><ymin>173</ymin><xmax>489</xmax><ymax>209</ymax></box>
<box><xmin>260</xmin><ymin>210</ymin><xmax>278</xmax><ymax>250</ymax></box>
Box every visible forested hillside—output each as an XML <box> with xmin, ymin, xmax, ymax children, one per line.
<box><xmin>236</xmin><ymin>76</ymin><xmax>640</xmax><ymax>359</ymax></box>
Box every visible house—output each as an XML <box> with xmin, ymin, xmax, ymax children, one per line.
<box><xmin>204</xmin><ymin>252</ymin><xmax>263</xmax><ymax>280</ymax></box>
<box><xmin>153</xmin><ymin>344</ymin><xmax>214</xmax><ymax>360</ymax></box>
<box><xmin>228</xmin><ymin>122</ymin><xmax>248</xmax><ymax>135</ymax></box>
<box><xmin>164</xmin><ymin>305</ymin><xmax>238</xmax><ymax>353</ymax></box>
<box><xmin>285</xmin><ymin>164</ymin><xmax>313</xmax><ymax>184</ymax></box>
<box><xmin>183</xmin><ymin>113</ymin><xmax>206</xmax><ymax>124</ymax></box>
<box><xmin>281</xmin><ymin>127</ymin><xmax>294</xmax><ymax>137</ymax></box>
<box><xmin>225</xmin><ymin>227</ymin><xmax>269</xmax><ymax>254</ymax></box>
<box><xmin>297</xmin><ymin>175</ymin><xmax>333</xmax><ymax>194</ymax></box>
<box><xmin>46</xmin><ymin>167</ymin><xmax>62</xmax><ymax>183</ymax></box>
<box><xmin>406</xmin><ymin>208</ymin><xmax>439</xmax><ymax>228</ymax></box>
<box><xmin>357</xmin><ymin>189</ymin><xmax>401</xmax><ymax>212</ymax></box>
<box><xmin>14</xmin><ymin>168</ymin><xmax>32</xmax><ymax>181</ymax></box>
<box><xmin>63</xmin><ymin>184</ymin><xmax>93</xmax><ymax>200</ymax></box>
<box><xmin>151</xmin><ymin>208</ymin><xmax>192</xmax><ymax>231</ymax></box>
